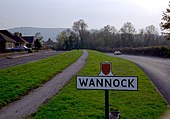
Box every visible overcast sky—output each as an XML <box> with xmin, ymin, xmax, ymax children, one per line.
<box><xmin>0</xmin><ymin>0</ymin><xmax>169</xmax><ymax>32</ymax></box>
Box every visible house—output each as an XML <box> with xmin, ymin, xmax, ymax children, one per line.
<box><xmin>0</xmin><ymin>30</ymin><xmax>28</xmax><ymax>47</ymax></box>
<box><xmin>0</xmin><ymin>33</ymin><xmax>16</xmax><ymax>52</ymax></box>
<box><xmin>43</xmin><ymin>38</ymin><xmax>55</xmax><ymax>49</ymax></box>
<box><xmin>12</xmin><ymin>35</ymin><xmax>29</xmax><ymax>46</ymax></box>
<box><xmin>22</xmin><ymin>36</ymin><xmax>35</xmax><ymax>48</ymax></box>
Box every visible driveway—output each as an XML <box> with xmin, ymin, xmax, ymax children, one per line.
<box><xmin>106</xmin><ymin>54</ymin><xmax>170</xmax><ymax>105</ymax></box>
<box><xmin>0</xmin><ymin>51</ymin><xmax>64</xmax><ymax>69</ymax></box>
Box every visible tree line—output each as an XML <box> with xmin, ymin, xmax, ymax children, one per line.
<box><xmin>56</xmin><ymin>1</ymin><xmax>170</xmax><ymax>51</ymax></box>
<box><xmin>56</xmin><ymin>19</ymin><xmax>169</xmax><ymax>51</ymax></box>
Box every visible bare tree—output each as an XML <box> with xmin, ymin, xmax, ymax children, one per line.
<box><xmin>34</xmin><ymin>32</ymin><xmax>43</xmax><ymax>49</ymax></box>
<box><xmin>120</xmin><ymin>22</ymin><xmax>136</xmax><ymax>34</ymax></box>
<box><xmin>72</xmin><ymin>19</ymin><xmax>88</xmax><ymax>48</ymax></box>
<box><xmin>144</xmin><ymin>25</ymin><xmax>158</xmax><ymax>46</ymax></box>
<box><xmin>120</xmin><ymin>22</ymin><xmax>136</xmax><ymax>47</ymax></box>
<box><xmin>145</xmin><ymin>25</ymin><xmax>158</xmax><ymax>35</ymax></box>
<box><xmin>97</xmin><ymin>25</ymin><xmax>117</xmax><ymax>47</ymax></box>
<box><xmin>100</xmin><ymin>25</ymin><xmax>117</xmax><ymax>34</ymax></box>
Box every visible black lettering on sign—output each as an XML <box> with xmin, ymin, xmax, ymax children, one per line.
<box><xmin>96</xmin><ymin>79</ymin><xmax>103</xmax><ymax>87</ymax></box>
<box><xmin>89</xmin><ymin>78</ymin><xmax>95</xmax><ymax>87</ymax></box>
<box><xmin>105</xmin><ymin>79</ymin><xmax>111</xmax><ymax>87</ymax></box>
<box><xmin>128</xmin><ymin>79</ymin><xmax>134</xmax><ymax>88</ymax></box>
<box><xmin>121</xmin><ymin>79</ymin><xmax>127</xmax><ymax>87</ymax></box>
<box><xmin>79</xmin><ymin>78</ymin><xmax>88</xmax><ymax>87</ymax></box>
<box><xmin>113</xmin><ymin>79</ymin><xmax>120</xmax><ymax>87</ymax></box>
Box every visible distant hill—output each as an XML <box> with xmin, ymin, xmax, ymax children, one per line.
<box><xmin>8</xmin><ymin>27</ymin><xmax>67</xmax><ymax>41</ymax></box>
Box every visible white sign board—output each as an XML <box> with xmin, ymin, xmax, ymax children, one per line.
<box><xmin>77</xmin><ymin>76</ymin><xmax>138</xmax><ymax>90</ymax></box>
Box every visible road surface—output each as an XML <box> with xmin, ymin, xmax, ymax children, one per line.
<box><xmin>0</xmin><ymin>51</ymin><xmax>64</xmax><ymax>69</ymax></box>
<box><xmin>107</xmin><ymin>54</ymin><xmax>170</xmax><ymax>105</ymax></box>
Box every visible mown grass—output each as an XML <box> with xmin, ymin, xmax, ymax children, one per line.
<box><xmin>32</xmin><ymin>50</ymin><xmax>168</xmax><ymax>119</ymax></box>
<box><xmin>0</xmin><ymin>50</ymin><xmax>82</xmax><ymax>108</ymax></box>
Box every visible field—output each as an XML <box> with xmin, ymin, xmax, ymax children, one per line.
<box><xmin>0</xmin><ymin>50</ymin><xmax>82</xmax><ymax>108</ymax></box>
<box><xmin>32</xmin><ymin>50</ymin><xmax>168</xmax><ymax>119</ymax></box>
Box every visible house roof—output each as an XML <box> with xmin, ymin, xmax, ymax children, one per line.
<box><xmin>0</xmin><ymin>33</ymin><xmax>16</xmax><ymax>42</ymax></box>
<box><xmin>0</xmin><ymin>30</ymin><xmax>13</xmax><ymax>39</ymax></box>
<box><xmin>46</xmin><ymin>38</ymin><xmax>54</xmax><ymax>43</ymax></box>
<box><xmin>0</xmin><ymin>30</ymin><xmax>28</xmax><ymax>44</ymax></box>
<box><xmin>12</xmin><ymin>35</ymin><xmax>29</xmax><ymax>43</ymax></box>
<box><xmin>43</xmin><ymin>39</ymin><xmax>54</xmax><ymax>46</ymax></box>
<box><xmin>22</xmin><ymin>36</ymin><xmax>34</xmax><ymax>44</ymax></box>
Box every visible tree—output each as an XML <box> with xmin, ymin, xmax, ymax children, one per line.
<box><xmin>68</xmin><ymin>31</ymin><xmax>79</xmax><ymax>50</ymax></box>
<box><xmin>100</xmin><ymin>25</ymin><xmax>117</xmax><ymax>34</ymax></box>
<box><xmin>57</xmin><ymin>29</ymin><xmax>78</xmax><ymax>50</ymax></box>
<box><xmin>160</xmin><ymin>1</ymin><xmax>170</xmax><ymax>40</ymax></box>
<box><xmin>144</xmin><ymin>25</ymin><xmax>158</xmax><ymax>46</ymax></box>
<box><xmin>57</xmin><ymin>30</ymin><xmax>68</xmax><ymax>50</ymax></box>
<box><xmin>135</xmin><ymin>29</ymin><xmax>145</xmax><ymax>47</ymax></box>
<box><xmin>34</xmin><ymin>32</ymin><xmax>43</xmax><ymax>49</ymax></box>
<box><xmin>145</xmin><ymin>25</ymin><xmax>158</xmax><ymax>35</ymax></box>
<box><xmin>98</xmin><ymin>25</ymin><xmax>117</xmax><ymax>47</ymax></box>
<box><xmin>72</xmin><ymin>19</ymin><xmax>88</xmax><ymax>48</ymax></box>
<box><xmin>14</xmin><ymin>32</ymin><xmax>22</xmax><ymax>37</ymax></box>
<box><xmin>120</xmin><ymin>22</ymin><xmax>136</xmax><ymax>34</ymax></box>
<box><xmin>120</xmin><ymin>22</ymin><xmax>136</xmax><ymax>47</ymax></box>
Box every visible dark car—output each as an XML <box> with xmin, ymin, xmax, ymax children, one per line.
<box><xmin>8</xmin><ymin>46</ymin><xmax>32</xmax><ymax>52</ymax></box>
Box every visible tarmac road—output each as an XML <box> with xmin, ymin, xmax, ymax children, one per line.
<box><xmin>0</xmin><ymin>51</ymin><xmax>64</xmax><ymax>69</ymax></box>
<box><xmin>107</xmin><ymin>54</ymin><xmax>170</xmax><ymax>105</ymax></box>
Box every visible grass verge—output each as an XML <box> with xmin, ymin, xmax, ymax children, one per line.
<box><xmin>33</xmin><ymin>50</ymin><xmax>167</xmax><ymax>119</ymax></box>
<box><xmin>0</xmin><ymin>50</ymin><xmax>82</xmax><ymax>108</ymax></box>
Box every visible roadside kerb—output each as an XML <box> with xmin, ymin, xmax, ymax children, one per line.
<box><xmin>6</xmin><ymin>53</ymin><xmax>36</xmax><ymax>59</ymax></box>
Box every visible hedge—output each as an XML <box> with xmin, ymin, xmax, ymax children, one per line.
<box><xmin>96</xmin><ymin>46</ymin><xmax>170</xmax><ymax>58</ymax></box>
<box><xmin>121</xmin><ymin>46</ymin><xmax>170</xmax><ymax>58</ymax></box>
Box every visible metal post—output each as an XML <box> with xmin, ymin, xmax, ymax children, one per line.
<box><xmin>105</xmin><ymin>90</ymin><xmax>109</xmax><ymax>119</ymax></box>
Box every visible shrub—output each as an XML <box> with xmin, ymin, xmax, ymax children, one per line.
<box><xmin>120</xmin><ymin>46</ymin><xmax>170</xmax><ymax>58</ymax></box>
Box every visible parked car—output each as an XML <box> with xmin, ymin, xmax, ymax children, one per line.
<box><xmin>114</xmin><ymin>51</ymin><xmax>121</xmax><ymax>55</ymax></box>
<box><xmin>8</xmin><ymin>46</ymin><xmax>32</xmax><ymax>52</ymax></box>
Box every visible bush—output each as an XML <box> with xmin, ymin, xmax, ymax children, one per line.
<box><xmin>96</xmin><ymin>46</ymin><xmax>170</xmax><ymax>58</ymax></box>
<box><xmin>120</xmin><ymin>46</ymin><xmax>170</xmax><ymax>58</ymax></box>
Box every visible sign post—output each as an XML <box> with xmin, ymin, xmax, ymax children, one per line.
<box><xmin>105</xmin><ymin>90</ymin><xmax>109</xmax><ymax>119</ymax></box>
<box><xmin>76</xmin><ymin>62</ymin><xmax>138</xmax><ymax>119</ymax></box>
<box><xmin>99</xmin><ymin>62</ymin><xmax>114</xmax><ymax>119</ymax></box>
